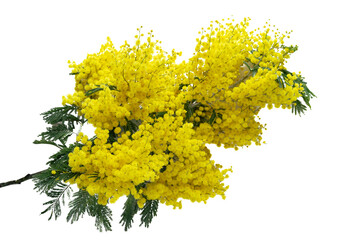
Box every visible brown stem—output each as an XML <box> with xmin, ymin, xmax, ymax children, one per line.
<box><xmin>0</xmin><ymin>170</ymin><xmax>47</xmax><ymax>189</ymax></box>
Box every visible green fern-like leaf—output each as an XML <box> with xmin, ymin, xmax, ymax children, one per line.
<box><xmin>41</xmin><ymin>105</ymin><xmax>83</xmax><ymax>130</ymax></box>
<box><xmin>47</xmin><ymin>143</ymin><xmax>82</xmax><ymax>172</ymax></box>
<box><xmin>139</xmin><ymin>199</ymin><xmax>159</xmax><ymax>228</ymax></box>
<box><xmin>85</xmin><ymin>87</ymin><xmax>104</xmax><ymax>96</ymax></box>
<box><xmin>279</xmin><ymin>69</ymin><xmax>316</xmax><ymax>116</ymax></box>
<box><xmin>40</xmin><ymin>182</ymin><xmax>72</xmax><ymax>220</ymax></box>
<box><xmin>38</xmin><ymin>123</ymin><xmax>73</xmax><ymax>143</ymax></box>
<box><xmin>85</xmin><ymin>85</ymin><xmax>118</xmax><ymax>97</ymax></box>
<box><xmin>92</xmin><ymin>202</ymin><xmax>113</xmax><ymax>232</ymax></box>
<box><xmin>33</xmin><ymin>139</ymin><xmax>62</xmax><ymax>149</ymax></box>
<box><xmin>33</xmin><ymin>169</ymin><xmax>62</xmax><ymax>194</ymax></box>
<box><xmin>120</xmin><ymin>194</ymin><xmax>139</xmax><ymax>231</ymax></box>
<box><xmin>67</xmin><ymin>189</ymin><xmax>113</xmax><ymax>232</ymax></box>
<box><xmin>209</xmin><ymin>109</ymin><xmax>216</xmax><ymax>125</ymax></box>
<box><xmin>184</xmin><ymin>100</ymin><xmax>194</xmax><ymax>122</ymax></box>
<box><xmin>291</xmin><ymin>100</ymin><xmax>307</xmax><ymax>116</ymax></box>
<box><xmin>67</xmin><ymin>190</ymin><xmax>91</xmax><ymax>224</ymax></box>
<box><xmin>33</xmin><ymin>169</ymin><xmax>79</xmax><ymax>194</ymax></box>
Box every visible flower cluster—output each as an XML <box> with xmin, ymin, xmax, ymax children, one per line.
<box><xmin>63</xmin><ymin>30</ymin><xmax>184</xmax><ymax>129</ymax></box>
<box><xmin>62</xmin><ymin>18</ymin><xmax>309</xmax><ymax>210</ymax></box>
<box><xmin>184</xmin><ymin>18</ymin><xmax>303</xmax><ymax>149</ymax></box>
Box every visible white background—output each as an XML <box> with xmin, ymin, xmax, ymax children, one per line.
<box><xmin>0</xmin><ymin>0</ymin><xmax>359</xmax><ymax>239</ymax></box>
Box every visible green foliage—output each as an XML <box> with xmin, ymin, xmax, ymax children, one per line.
<box><xmin>119</xmin><ymin>194</ymin><xmax>160</xmax><ymax>231</ymax></box>
<box><xmin>41</xmin><ymin>182</ymin><xmax>72</xmax><ymax>221</ymax></box>
<box><xmin>139</xmin><ymin>199</ymin><xmax>159</xmax><ymax>228</ymax></box>
<box><xmin>34</xmin><ymin>105</ymin><xmax>85</xmax><ymax>147</ymax></box>
<box><xmin>184</xmin><ymin>100</ymin><xmax>224</xmax><ymax>127</ymax></box>
<box><xmin>244</xmin><ymin>61</ymin><xmax>259</xmax><ymax>77</ymax></box>
<box><xmin>120</xmin><ymin>194</ymin><xmax>139</xmax><ymax>231</ymax></box>
<box><xmin>275</xmin><ymin>71</ymin><xmax>289</xmax><ymax>89</ymax></box>
<box><xmin>178</xmin><ymin>83</ymin><xmax>190</xmax><ymax>90</ymax></box>
<box><xmin>33</xmin><ymin>158</ymin><xmax>159</xmax><ymax>232</ymax></box>
<box><xmin>47</xmin><ymin>143</ymin><xmax>83</xmax><ymax>172</ymax></box>
<box><xmin>37</xmin><ymin>123</ymin><xmax>73</xmax><ymax>145</ymax></box>
<box><xmin>32</xmin><ymin>145</ymin><xmax>81</xmax><ymax>225</ymax></box>
<box><xmin>33</xmin><ymin>169</ymin><xmax>77</xmax><ymax>194</ymax></box>
<box><xmin>93</xmin><ymin>201</ymin><xmax>113</xmax><ymax>232</ymax></box>
<box><xmin>67</xmin><ymin>189</ymin><xmax>113</xmax><ymax>232</ymax></box>
<box><xmin>67</xmin><ymin>190</ymin><xmax>90</xmax><ymax>223</ymax></box>
<box><xmin>209</xmin><ymin>109</ymin><xmax>217</xmax><ymax>125</ymax></box>
<box><xmin>291</xmin><ymin>100</ymin><xmax>307</xmax><ymax>115</ymax></box>
<box><xmin>33</xmin><ymin>104</ymin><xmax>91</xmax><ymax>227</ymax></box>
<box><xmin>85</xmin><ymin>84</ymin><xmax>118</xmax><ymax>96</ymax></box>
<box><xmin>149</xmin><ymin>111</ymin><xmax>167</xmax><ymax>119</ymax></box>
<box><xmin>278</xmin><ymin>69</ymin><xmax>316</xmax><ymax>116</ymax></box>
<box><xmin>33</xmin><ymin>139</ymin><xmax>62</xmax><ymax>149</ymax></box>
<box><xmin>184</xmin><ymin>100</ymin><xmax>195</xmax><ymax>122</ymax></box>
<box><xmin>85</xmin><ymin>87</ymin><xmax>104</xmax><ymax>96</ymax></box>
<box><xmin>33</xmin><ymin>104</ymin><xmax>115</xmax><ymax>232</ymax></box>
<box><xmin>115</xmin><ymin>118</ymin><xmax>143</xmax><ymax>141</ymax></box>
<box><xmin>281</xmin><ymin>44</ymin><xmax>299</xmax><ymax>53</ymax></box>
<box><xmin>293</xmin><ymin>75</ymin><xmax>316</xmax><ymax>108</ymax></box>
<box><xmin>33</xmin><ymin>170</ymin><xmax>59</xmax><ymax>194</ymax></box>
<box><xmin>123</xmin><ymin>118</ymin><xmax>142</xmax><ymax>135</ymax></box>
<box><xmin>87</xmin><ymin>172</ymin><xmax>101</xmax><ymax>183</ymax></box>
<box><xmin>33</xmin><ymin>169</ymin><xmax>75</xmax><ymax>221</ymax></box>
<box><xmin>247</xmin><ymin>47</ymin><xmax>315</xmax><ymax>117</ymax></box>
<box><xmin>41</xmin><ymin>105</ymin><xmax>84</xmax><ymax>129</ymax></box>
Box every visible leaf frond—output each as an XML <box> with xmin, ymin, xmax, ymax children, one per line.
<box><xmin>67</xmin><ymin>189</ymin><xmax>113</xmax><ymax>232</ymax></box>
<box><xmin>119</xmin><ymin>194</ymin><xmax>139</xmax><ymax>231</ymax></box>
<box><xmin>139</xmin><ymin>199</ymin><xmax>159</xmax><ymax>228</ymax></box>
